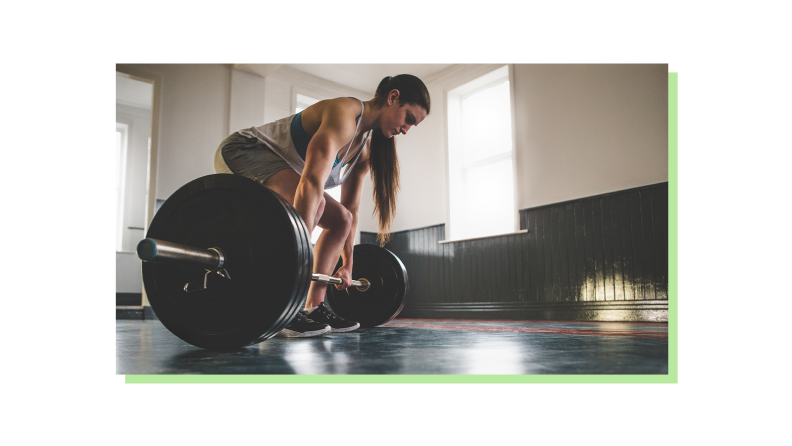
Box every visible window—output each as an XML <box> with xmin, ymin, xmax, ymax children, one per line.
<box><xmin>294</xmin><ymin>94</ymin><xmax>341</xmax><ymax>244</ymax></box>
<box><xmin>116</xmin><ymin>122</ymin><xmax>129</xmax><ymax>251</ymax></box>
<box><xmin>447</xmin><ymin>66</ymin><xmax>516</xmax><ymax>240</ymax></box>
<box><xmin>295</xmin><ymin>93</ymin><xmax>319</xmax><ymax>113</ymax></box>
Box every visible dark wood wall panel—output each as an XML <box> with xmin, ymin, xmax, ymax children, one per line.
<box><xmin>521</xmin><ymin>183</ymin><xmax>668</xmax><ymax>303</ymax></box>
<box><xmin>359</xmin><ymin>182</ymin><xmax>668</xmax><ymax>322</ymax></box>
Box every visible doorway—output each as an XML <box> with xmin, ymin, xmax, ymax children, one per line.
<box><xmin>115</xmin><ymin>71</ymin><xmax>156</xmax><ymax>305</ymax></box>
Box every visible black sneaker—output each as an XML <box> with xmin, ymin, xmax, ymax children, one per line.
<box><xmin>275</xmin><ymin>312</ymin><xmax>331</xmax><ymax>338</ymax></box>
<box><xmin>303</xmin><ymin>302</ymin><xmax>360</xmax><ymax>333</ymax></box>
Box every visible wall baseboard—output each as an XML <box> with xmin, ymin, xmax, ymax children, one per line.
<box><xmin>397</xmin><ymin>300</ymin><xmax>668</xmax><ymax>322</ymax></box>
<box><xmin>116</xmin><ymin>293</ymin><xmax>142</xmax><ymax>306</ymax></box>
<box><xmin>117</xmin><ymin>306</ymin><xmax>143</xmax><ymax>320</ymax></box>
<box><xmin>116</xmin><ymin>306</ymin><xmax>159</xmax><ymax>320</ymax></box>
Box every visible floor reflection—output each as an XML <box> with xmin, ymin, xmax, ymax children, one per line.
<box><xmin>456</xmin><ymin>338</ymin><xmax>530</xmax><ymax>374</ymax></box>
<box><xmin>275</xmin><ymin>336</ymin><xmax>359</xmax><ymax>374</ymax></box>
<box><xmin>117</xmin><ymin>320</ymin><xmax>668</xmax><ymax>375</ymax></box>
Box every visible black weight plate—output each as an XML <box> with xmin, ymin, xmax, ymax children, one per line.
<box><xmin>278</xmin><ymin>186</ymin><xmax>313</xmax><ymax>322</ymax></box>
<box><xmin>259</xmin><ymin>185</ymin><xmax>312</xmax><ymax>330</ymax></box>
<box><xmin>142</xmin><ymin>174</ymin><xmax>312</xmax><ymax>349</ymax></box>
<box><xmin>326</xmin><ymin>244</ymin><xmax>408</xmax><ymax>327</ymax></box>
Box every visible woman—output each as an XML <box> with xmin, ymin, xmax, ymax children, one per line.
<box><xmin>214</xmin><ymin>74</ymin><xmax>430</xmax><ymax>337</ymax></box>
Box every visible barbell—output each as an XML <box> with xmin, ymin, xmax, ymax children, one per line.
<box><xmin>137</xmin><ymin>238</ymin><xmax>372</xmax><ymax>292</ymax></box>
<box><xmin>137</xmin><ymin>174</ymin><xmax>408</xmax><ymax>350</ymax></box>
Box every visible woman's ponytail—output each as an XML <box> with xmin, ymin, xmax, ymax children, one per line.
<box><xmin>369</xmin><ymin>75</ymin><xmax>431</xmax><ymax>246</ymax></box>
<box><xmin>369</xmin><ymin>127</ymin><xmax>399</xmax><ymax>246</ymax></box>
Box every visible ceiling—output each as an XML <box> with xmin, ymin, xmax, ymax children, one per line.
<box><xmin>234</xmin><ymin>64</ymin><xmax>456</xmax><ymax>93</ymax></box>
<box><xmin>116</xmin><ymin>64</ymin><xmax>457</xmax><ymax>108</ymax></box>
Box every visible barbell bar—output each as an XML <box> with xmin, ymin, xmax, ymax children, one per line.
<box><xmin>137</xmin><ymin>238</ymin><xmax>371</xmax><ymax>291</ymax></box>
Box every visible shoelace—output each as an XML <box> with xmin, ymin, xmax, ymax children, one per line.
<box><xmin>317</xmin><ymin>305</ymin><xmax>340</xmax><ymax>320</ymax></box>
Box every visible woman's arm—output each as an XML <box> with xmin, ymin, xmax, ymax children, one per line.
<box><xmin>333</xmin><ymin>156</ymin><xmax>370</xmax><ymax>289</ymax></box>
<box><xmin>295</xmin><ymin>103</ymin><xmax>357</xmax><ymax>232</ymax></box>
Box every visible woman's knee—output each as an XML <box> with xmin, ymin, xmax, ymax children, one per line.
<box><xmin>337</xmin><ymin>207</ymin><xmax>353</xmax><ymax>233</ymax></box>
<box><xmin>319</xmin><ymin>203</ymin><xmax>353</xmax><ymax>235</ymax></box>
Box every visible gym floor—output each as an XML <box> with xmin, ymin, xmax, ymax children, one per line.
<box><xmin>116</xmin><ymin>318</ymin><xmax>668</xmax><ymax>375</ymax></box>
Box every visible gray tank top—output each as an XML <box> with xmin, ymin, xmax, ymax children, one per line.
<box><xmin>238</xmin><ymin>99</ymin><xmax>371</xmax><ymax>189</ymax></box>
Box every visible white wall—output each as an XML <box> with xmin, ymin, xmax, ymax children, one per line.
<box><xmin>380</xmin><ymin>64</ymin><xmax>669</xmax><ymax>236</ymax></box>
<box><xmin>125</xmin><ymin>64</ymin><xmax>233</xmax><ymax>199</ymax></box>
<box><xmin>116</xmin><ymin>253</ymin><xmax>143</xmax><ymax>294</ymax></box>
<box><xmin>229</xmin><ymin>69</ymin><xmax>267</xmax><ymax>133</ymax></box>
<box><xmin>512</xmin><ymin>64</ymin><xmax>668</xmax><ymax>209</ymax></box>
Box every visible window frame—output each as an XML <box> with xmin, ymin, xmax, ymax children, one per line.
<box><xmin>116</xmin><ymin>121</ymin><xmax>130</xmax><ymax>251</ymax></box>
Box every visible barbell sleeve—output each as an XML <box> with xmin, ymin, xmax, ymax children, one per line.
<box><xmin>137</xmin><ymin>238</ymin><xmax>224</xmax><ymax>270</ymax></box>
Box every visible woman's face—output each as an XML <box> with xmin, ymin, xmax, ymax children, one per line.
<box><xmin>381</xmin><ymin>90</ymin><xmax>428</xmax><ymax>138</ymax></box>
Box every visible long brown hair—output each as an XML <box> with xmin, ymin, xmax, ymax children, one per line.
<box><xmin>369</xmin><ymin>75</ymin><xmax>431</xmax><ymax>246</ymax></box>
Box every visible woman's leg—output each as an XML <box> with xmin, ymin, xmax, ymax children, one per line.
<box><xmin>263</xmin><ymin>169</ymin><xmax>324</xmax><ymax>232</ymax></box>
<box><xmin>306</xmin><ymin>194</ymin><xmax>353</xmax><ymax>308</ymax></box>
<box><xmin>263</xmin><ymin>170</ymin><xmax>352</xmax><ymax>309</ymax></box>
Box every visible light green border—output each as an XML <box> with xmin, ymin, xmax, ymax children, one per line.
<box><xmin>126</xmin><ymin>374</ymin><xmax>672</xmax><ymax>384</ymax></box>
<box><xmin>126</xmin><ymin>73</ymin><xmax>679</xmax><ymax>385</ymax></box>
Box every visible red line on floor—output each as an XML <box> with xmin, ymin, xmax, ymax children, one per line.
<box><xmin>383</xmin><ymin>322</ymin><xmax>668</xmax><ymax>339</ymax></box>
<box><xmin>395</xmin><ymin>318</ymin><xmax>667</xmax><ymax>327</ymax></box>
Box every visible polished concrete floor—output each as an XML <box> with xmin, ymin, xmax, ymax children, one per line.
<box><xmin>117</xmin><ymin>318</ymin><xmax>668</xmax><ymax>375</ymax></box>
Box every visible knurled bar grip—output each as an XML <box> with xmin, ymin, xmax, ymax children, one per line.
<box><xmin>137</xmin><ymin>238</ymin><xmax>368</xmax><ymax>289</ymax></box>
<box><xmin>312</xmin><ymin>273</ymin><xmax>365</xmax><ymax>288</ymax></box>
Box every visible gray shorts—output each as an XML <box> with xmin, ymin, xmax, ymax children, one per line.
<box><xmin>215</xmin><ymin>132</ymin><xmax>292</xmax><ymax>185</ymax></box>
